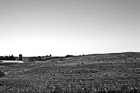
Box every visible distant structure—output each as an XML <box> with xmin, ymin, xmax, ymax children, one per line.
<box><xmin>19</xmin><ymin>54</ymin><xmax>22</xmax><ymax>61</ymax></box>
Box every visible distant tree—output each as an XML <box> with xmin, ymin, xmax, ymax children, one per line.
<box><xmin>4</xmin><ymin>56</ymin><xmax>9</xmax><ymax>60</ymax></box>
<box><xmin>65</xmin><ymin>55</ymin><xmax>74</xmax><ymax>57</ymax></box>
<box><xmin>10</xmin><ymin>54</ymin><xmax>16</xmax><ymax>60</ymax></box>
<box><xmin>19</xmin><ymin>54</ymin><xmax>22</xmax><ymax>61</ymax></box>
<box><xmin>0</xmin><ymin>54</ymin><xmax>16</xmax><ymax>60</ymax></box>
<box><xmin>0</xmin><ymin>56</ymin><xmax>4</xmax><ymax>60</ymax></box>
<box><xmin>45</xmin><ymin>55</ymin><xmax>49</xmax><ymax>57</ymax></box>
<box><xmin>38</xmin><ymin>56</ymin><xmax>41</xmax><ymax>58</ymax></box>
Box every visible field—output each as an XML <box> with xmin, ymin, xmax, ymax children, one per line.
<box><xmin>0</xmin><ymin>52</ymin><xmax>140</xmax><ymax>93</ymax></box>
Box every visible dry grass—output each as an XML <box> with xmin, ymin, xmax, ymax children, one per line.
<box><xmin>0</xmin><ymin>53</ymin><xmax>140</xmax><ymax>93</ymax></box>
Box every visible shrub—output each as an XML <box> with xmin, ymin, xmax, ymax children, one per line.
<box><xmin>0</xmin><ymin>71</ymin><xmax>5</xmax><ymax>78</ymax></box>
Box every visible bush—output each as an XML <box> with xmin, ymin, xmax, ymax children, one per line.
<box><xmin>65</xmin><ymin>55</ymin><xmax>74</xmax><ymax>57</ymax></box>
<box><xmin>0</xmin><ymin>71</ymin><xmax>5</xmax><ymax>78</ymax></box>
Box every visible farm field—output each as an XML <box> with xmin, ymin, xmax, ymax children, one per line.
<box><xmin>0</xmin><ymin>52</ymin><xmax>140</xmax><ymax>93</ymax></box>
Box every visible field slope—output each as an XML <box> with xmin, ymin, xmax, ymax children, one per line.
<box><xmin>0</xmin><ymin>52</ymin><xmax>140</xmax><ymax>93</ymax></box>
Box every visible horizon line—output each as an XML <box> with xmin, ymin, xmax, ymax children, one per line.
<box><xmin>0</xmin><ymin>51</ymin><xmax>139</xmax><ymax>57</ymax></box>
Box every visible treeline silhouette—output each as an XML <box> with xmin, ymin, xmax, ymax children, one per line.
<box><xmin>0</xmin><ymin>55</ymin><xmax>16</xmax><ymax>60</ymax></box>
<box><xmin>28</xmin><ymin>55</ymin><xmax>78</xmax><ymax>61</ymax></box>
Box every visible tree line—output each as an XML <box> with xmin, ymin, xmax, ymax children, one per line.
<box><xmin>0</xmin><ymin>54</ymin><xmax>22</xmax><ymax>61</ymax></box>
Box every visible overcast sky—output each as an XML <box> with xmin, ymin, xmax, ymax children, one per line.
<box><xmin>0</xmin><ymin>0</ymin><xmax>139</xmax><ymax>56</ymax></box>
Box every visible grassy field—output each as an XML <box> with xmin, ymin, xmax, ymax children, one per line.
<box><xmin>0</xmin><ymin>52</ymin><xmax>140</xmax><ymax>93</ymax></box>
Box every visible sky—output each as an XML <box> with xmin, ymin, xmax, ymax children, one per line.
<box><xmin>0</xmin><ymin>0</ymin><xmax>140</xmax><ymax>56</ymax></box>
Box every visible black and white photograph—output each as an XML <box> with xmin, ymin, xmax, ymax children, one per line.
<box><xmin>0</xmin><ymin>0</ymin><xmax>140</xmax><ymax>93</ymax></box>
